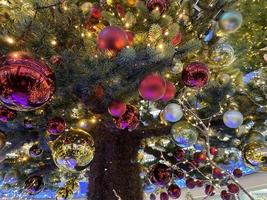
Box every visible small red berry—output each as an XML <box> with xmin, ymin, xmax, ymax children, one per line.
<box><xmin>233</xmin><ymin>168</ymin><xmax>243</xmax><ymax>178</ymax></box>
<box><xmin>213</xmin><ymin>167</ymin><xmax>223</xmax><ymax>179</ymax></box>
<box><xmin>210</xmin><ymin>147</ymin><xmax>218</xmax><ymax>156</ymax></box>
<box><xmin>194</xmin><ymin>152</ymin><xmax>207</xmax><ymax>163</ymax></box>
<box><xmin>227</xmin><ymin>183</ymin><xmax>239</xmax><ymax>194</ymax></box>
<box><xmin>186</xmin><ymin>178</ymin><xmax>195</xmax><ymax>189</ymax></box>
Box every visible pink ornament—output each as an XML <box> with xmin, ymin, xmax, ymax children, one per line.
<box><xmin>97</xmin><ymin>26</ymin><xmax>128</xmax><ymax>56</ymax></box>
<box><xmin>160</xmin><ymin>81</ymin><xmax>176</xmax><ymax>102</ymax></box>
<box><xmin>182</xmin><ymin>62</ymin><xmax>210</xmax><ymax>88</ymax></box>
<box><xmin>108</xmin><ymin>100</ymin><xmax>127</xmax><ymax>117</ymax></box>
<box><xmin>171</xmin><ymin>32</ymin><xmax>182</xmax><ymax>46</ymax></box>
<box><xmin>138</xmin><ymin>73</ymin><xmax>166</xmax><ymax>101</ymax></box>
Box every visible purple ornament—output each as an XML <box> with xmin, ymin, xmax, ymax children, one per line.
<box><xmin>160</xmin><ymin>192</ymin><xmax>169</xmax><ymax>200</ymax></box>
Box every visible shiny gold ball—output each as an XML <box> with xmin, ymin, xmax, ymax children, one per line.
<box><xmin>127</xmin><ymin>0</ymin><xmax>138</xmax><ymax>7</ymax></box>
<box><xmin>0</xmin><ymin>132</ymin><xmax>7</xmax><ymax>150</ymax></box>
<box><xmin>243</xmin><ymin>142</ymin><xmax>267</xmax><ymax>171</ymax></box>
<box><xmin>51</xmin><ymin>129</ymin><xmax>95</xmax><ymax>172</ymax></box>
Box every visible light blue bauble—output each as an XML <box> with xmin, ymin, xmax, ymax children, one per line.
<box><xmin>143</xmin><ymin>183</ymin><xmax>156</xmax><ymax>193</ymax></box>
<box><xmin>219</xmin><ymin>11</ymin><xmax>243</xmax><ymax>33</ymax></box>
<box><xmin>162</xmin><ymin>103</ymin><xmax>183</xmax><ymax>123</ymax></box>
<box><xmin>223</xmin><ymin>110</ymin><xmax>243</xmax><ymax>128</ymax></box>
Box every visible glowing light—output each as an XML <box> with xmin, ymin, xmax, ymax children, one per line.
<box><xmin>51</xmin><ymin>40</ymin><xmax>57</xmax><ymax>46</ymax></box>
<box><xmin>5</xmin><ymin>36</ymin><xmax>15</xmax><ymax>44</ymax></box>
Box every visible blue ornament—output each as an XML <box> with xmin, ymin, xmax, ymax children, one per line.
<box><xmin>219</xmin><ymin>11</ymin><xmax>243</xmax><ymax>33</ymax></box>
<box><xmin>162</xmin><ymin>103</ymin><xmax>183</xmax><ymax>123</ymax></box>
<box><xmin>144</xmin><ymin>183</ymin><xmax>156</xmax><ymax>193</ymax></box>
<box><xmin>223</xmin><ymin>110</ymin><xmax>243</xmax><ymax>128</ymax></box>
<box><xmin>204</xmin><ymin>29</ymin><xmax>214</xmax><ymax>44</ymax></box>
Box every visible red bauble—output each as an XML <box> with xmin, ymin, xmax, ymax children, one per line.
<box><xmin>171</xmin><ymin>32</ymin><xmax>182</xmax><ymax>46</ymax></box>
<box><xmin>213</xmin><ymin>167</ymin><xmax>223</xmax><ymax>179</ymax></box>
<box><xmin>149</xmin><ymin>163</ymin><xmax>172</xmax><ymax>186</ymax></box>
<box><xmin>0</xmin><ymin>106</ymin><xmax>16</xmax><ymax>122</ymax></box>
<box><xmin>160</xmin><ymin>192</ymin><xmax>169</xmax><ymax>200</ymax></box>
<box><xmin>160</xmin><ymin>81</ymin><xmax>176</xmax><ymax>102</ymax></box>
<box><xmin>182</xmin><ymin>62</ymin><xmax>210</xmax><ymax>88</ymax></box>
<box><xmin>186</xmin><ymin>178</ymin><xmax>195</xmax><ymax>189</ymax></box>
<box><xmin>221</xmin><ymin>190</ymin><xmax>233</xmax><ymax>200</ymax></box>
<box><xmin>108</xmin><ymin>99</ymin><xmax>127</xmax><ymax>117</ymax></box>
<box><xmin>174</xmin><ymin>147</ymin><xmax>185</xmax><ymax>161</ymax></box>
<box><xmin>0</xmin><ymin>55</ymin><xmax>55</xmax><ymax>111</ymax></box>
<box><xmin>113</xmin><ymin>105</ymin><xmax>139</xmax><ymax>131</ymax></box>
<box><xmin>138</xmin><ymin>73</ymin><xmax>166</xmax><ymax>101</ymax></box>
<box><xmin>116</xmin><ymin>4</ymin><xmax>125</xmax><ymax>17</ymax></box>
<box><xmin>195</xmin><ymin>180</ymin><xmax>204</xmax><ymax>187</ymax></box>
<box><xmin>227</xmin><ymin>183</ymin><xmax>239</xmax><ymax>194</ymax></box>
<box><xmin>97</xmin><ymin>26</ymin><xmax>128</xmax><ymax>56</ymax></box>
<box><xmin>194</xmin><ymin>152</ymin><xmax>207</xmax><ymax>163</ymax></box>
<box><xmin>205</xmin><ymin>185</ymin><xmax>215</xmax><ymax>196</ymax></box>
<box><xmin>146</xmin><ymin>0</ymin><xmax>169</xmax><ymax>13</ymax></box>
<box><xmin>233</xmin><ymin>168</ymin><xmax>243</xmax><ymax>178</ymax></box>
<box><xmin>210</xmin><ymin>146</ymin><xmax>218</xmax><ymax>156</ymax></box>
<box><xmin>47</xmin><ymin>117</ymin><xmax>66</xmax><ymax>135</ymax></box>
<box><xmin>173</xmin><ymin>170</ymin><xmax>184</xmax><ymax>179</ymax></box>
<box><xmin>90</xmin><ymin>6</ymin><xmax>102</xmax><ymax>20</ymax></box>
<box><xmin>126</xmin><ymin>31</ymin><xmax>134</xmax><ymax>45</ymax></box>
<box><xmin>167</xmin><ymin>184</ymin><xmax>181</xmax><ymax>199</ymax></box>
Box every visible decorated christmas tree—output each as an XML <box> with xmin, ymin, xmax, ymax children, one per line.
<box><xmin>0</xmin><ymin>0</ymin><xmax>266</xmax><ymax>200</ymax></box>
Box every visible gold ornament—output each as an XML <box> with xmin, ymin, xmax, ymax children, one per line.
<box><xmin>65</xmin><ymin>178</ymin><xmax>79</xmax><ymax>193</ymax></box>
<box><xmin>56</xmin><ymin>187</ymin><xmax>73</xmax><ymax>200</ymax></box>
<box><xmin>0</xmin><ymin>132</ymin><xmax>7</xmax><ymax>150</ymax></box>
<box><xmin>51</xmin><ymin>129</ymin><xmax>95</xmax><ymax>172</ymax></box>
<box><xmin>243</xmin><ymin>142</ymin><xmax>267</xmax><ymax>171</ymax></box>
<box><xmin>80</xmin><ymin>2</ymin><xmax>93</xmax><ymax>14</ymax></box>
<box><xmin>243</xmin><ymin>131</ymin><xmax>265</xmax><ymax>145</ymax></box>
<box><xmin>216</xmin><ymin>73</ymin><xmax>231</xmax><ymax>85</ymax></box>
<box><xmin>127</xmin><ymin>0</ymin><xmax>138</xmax><ymax>7</ymax></box>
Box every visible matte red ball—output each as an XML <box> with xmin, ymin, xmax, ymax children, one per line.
<box><xmin>205</xmin><ymin>185</ymin><xmax>215</xmax><ymax>196</ymax></box>
<box><xmin>213</xmin><ymin>167</ymin><xmax>223</xmax><ymax>179</ymax></box>
<box><xmin>0</xmin><ymin>106</ymin><xmax>16</xmax><ymax>122</ymax></box>
<box><xmin>47</xmin><ymin>117</ymin><xmax>66</xmax><ymax>135</ymax></box>
<box><xmin>0</xmin><ymin>55</ymin><xmax>55</xmax><ymax>111</ymax></box>
<box><xmin>167</xmin><ymin>184</ymin><xmax>181</xmax><ymax>199</ymax></box>
<box><xmin>174</xmin><ymin>147</ymin><xmax>185</xmax><ymax>161</ymax></box>
<box><xmin>221</xmin><ymin>190</ymin><xmax>233</xmax><ymax>200</ymax></box>
<box><xmin>97</xmin><ymin>26</ymin><xmax>128</xmax><ymax>55</ymax></box>
<box><xmin>233</xmin><ymin>168</ymin><xmax>243</xmax><ymax>178</ymax></box>
<box><xmin>113</xmin><ymin>105</ymin><xmax>139</xmax><ymax>131</ymax></box>
<box><xmin>194</xmin><ymin>152</ymin><xmax>207</xmax><ymax>163</ymax></box>
<box><xmin>160</xmin><ymin>81</ymin><xmax>176</xmax><ymax>102</ymax></box>
<box><xmin>138</xmin><ymin>73</ymin><xmax>166</xmax><ymax>101</ymax></box>
<box><xmin>186</xmin><ymin>178</ymin><xmax>195</xmax><ymax>189</ymax></box>
<box><xmin>160</xmin><ymin>192</ymin><xmax>169</xmax><ymax>200</ymax></box>
<box><xmin>182</xmin><ymin>62</ymin><xmax>209</xmax><ymax>88</ymax></box>
<box><xmin>210</xmin><ymin>146</ymin><xmax>218</xmax><ymax>156</ymax></box>
<box><xmin>90</xmin><ymin>6</ymin><xmax>102</xmax><ymax>19</ymax></box>
<box><xmin>227</xmin><ymin>183</ymin><xmax>239</xmax><ymax>194</ymax></box>
<box><xmin>108</xmin><ymin>100</ymin><xmax>127</xmax><ymax>117</ymax></box>
<box><xmin>149</xmin><ymin>163</ymin><xmax>172</xmax><ymax>186</ymax></box>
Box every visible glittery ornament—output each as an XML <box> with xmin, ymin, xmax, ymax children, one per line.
<box><xmin>0</xmin><ymin>132</ymin><xmax>7</xmax><ymax>150</ymax></box>
<box><xmin>47</xmin><ymin>117</ymin><xmax>66</xmax><ymax>135</ymax></box>
<box><xmin>29</xmin><ymin>144</ymin><xmax>43</xmax><ymax>158</ymax></box>
<box><xmin>24</xmin><ymin>175</ymin><xmax>44</xmax><ymax>195</ymax></box>
<box><xmin>0</xmin><ymin>106</ymin><xmax>16</xmax><ymax>122</ymax></box>
<box><xmin>210</xmin><ymin>44</ymin><xmax>235</xmax><ymax>66</ymax></box>
<box><xmin>205</xmin><ymin>185</ymin><xmax>215</xmax><ymax>196</ymax></box>
<box><xmin>149</xmin><ymin>163</ymin><xmax>172</xmax><ymax>186</ymax></box>
<box><xmin>243</xmin><ymin>142</ymin><xmax>267</xmax><ymax>171</ymax></box>
<box><xmin>219</xmin><ymin>11</ymin><xmax>243</xmax><ymax>33</ymax></box>
<box><xmin>0</xmin><ymin>54</ymin><xmax>55</xmax><ymax>111</ymax></box>
<box><xmin>90</xmin><ymin>5</ymin><xmax>102</xmax><ymax>20</ymax></box>
<box><xmin>138</xmin><ymin>73</ymin><xmax>166</xmax><ymax>101</ymax></box>
<box><xmin>113</xmin><ymin>105</ymin><xmax>139</xmax><ymax>131</ymax></box>
<box><xmin>56</xmin><ymin>187</ymin><xmax>74</xmax><ymax>200</ymax></box>
<box><xmin>51</xmin><ymin>129</ymin><xmax>95</xmax><ymax>172</ymax></box>
<box><xmin>171</xmin><ymin>121</ymin><xmax>198</xmax><ymax>148</ymax></box>
<box><xmin>167</xmin><ymin>184</ymin><xmax>181</xmax><ymax>199</ymax></box>
<box><xmin>160</xmin><ymin>82</ymin><xmax>176</xmax><ymax>102</ymax></box>
<box><xmin>97</xmin><ymin>26</ymin><xmax>128</xmax><ymax>56</ymax></box>
<box><xmin>227</xmin><ymin>183</ymin><xmax>239</xmax><ymax>194</ymax></box>
<box><xmin>223</xmin><ymin>110</ymin><xmax>243</xmax><ymax>128</ymax></box>
<box><xmin>182</xmin><ymin>62</ymin><xmax>210</xmax><ymax>88</ymax></box>
<box><xmin>108</xmin><ymin>99</ymin><xmax>127</xmax><ymax>117</ymax></box>
<box><xmin>233</xmin><ymin>168</ymin><xmax>242</xmax><ymax>178</ymax></box>
<box><xmin>194</xmin><ymin>152</ymin><xmax>207</xmax><ymax>163</ymax></box>
<box><xmin>146</xmin><ymin>0</ymin><xmax>169</xmax><ymax>13</ymax></box>
<box><xmin>162</xmin><ymin>103</ymin><xmax>183</xmax><ymax>122</ymax></box>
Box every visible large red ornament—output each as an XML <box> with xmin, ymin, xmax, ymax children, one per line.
<box><xmin>47</xmin><ymin>117</ymin><xmax>66</xmax><ymax>135</ymax></box>
<box><xmin>0</xmin><ymin>106</ymin><xmax>16</xmax><ymax>122</ymax></box>
<box><xmin>138</xmin><ymin>73</ymin><xmax>166</xmax><ymax>101</ymax></box>
<box><xmin>182</xmin><ymin>62</ymin><xmax>210</xmax><ymax>88</ymax></box>
<box><xmin>167</xmin><ymin>184</ymin><xmax>181</xmax><ymax>199</ymax></box>
<box><xmin>160</xmin><ymin>81</ymin><xmax>176</xmax><ymax>102</ymax></box>
<box><xmin>113</xmin><ymin>105</ymin><xmax>139</xmax><ymax>131</ymax></box>
<box><xmin>146</xmin><ymin>0</ymin><xmax>169</xmax><ymax>13</ymax></box>
<box><xmin>97</xmin><ymin>26</ymin><xmax>128</xmax><ymax>56</ymax></box>
<box><xmin>149</xmin><ymin>163</ymin><xmax>172</xmax><ymax>186</ymax></box>
<box><xmin>108</xmin><ymin>99</ymin><xmax>127</xmax><ymax>117</ymax></box>
<box><xmin>0</xmin><ymin>54</ymin><xmax>55</xmax><ymax>111</ymax></box>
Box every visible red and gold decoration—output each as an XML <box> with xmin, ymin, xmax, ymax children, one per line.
<box><xmin>113</xmin><ymin>105</ymin><xmax>139</xmax><ymax>131</ymax></box>
<box><xmin>181</xmin><ymin>62</ymin><xmax>210</xmax><ymax>88</ymax></box>
<box><xmin>24</xmin><ymin>175</ymin><xmax>44</xmax><ymax>195</ymax></box>
<box><xmin>47</xmin><ymin>117</ymin><xmax>66</xmax><ymax>135</ymax></box>
<box><xmin>0</xmin><ymin>53</ymin><xmax>55</xmax><ymax>111</ymax></box>
<box><xmin>0</xmin><ymin>105</ymin><xmax>17</xmax><ymax>122</ymax></box>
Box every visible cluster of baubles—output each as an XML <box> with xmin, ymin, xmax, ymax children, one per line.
<box><xmin>138</xmin><ymin>73</ymin><xmax>176</xmax><ymax>102</ymax></box>
<box><xmin>147</xmin><ymin>146</ymin><xmax>243</xmax><ymax>199</ymax></box>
